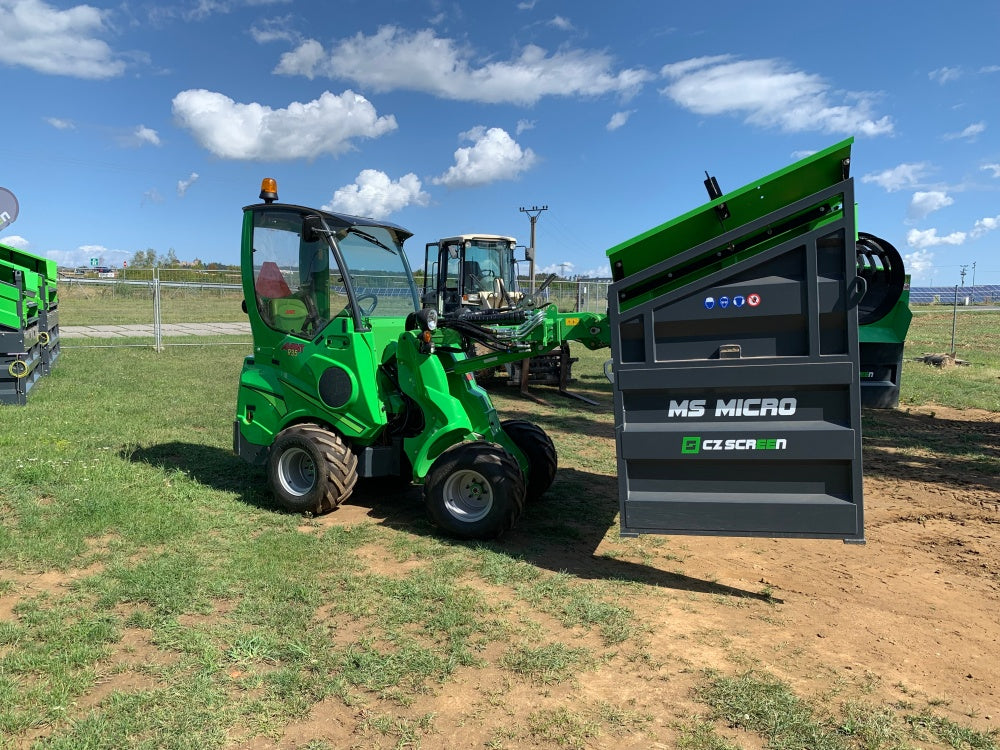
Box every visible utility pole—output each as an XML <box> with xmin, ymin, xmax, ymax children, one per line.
<box><xmin>960</xmin><ymin>264</ymin><xmax>968</xmax><ymax>286</ymax></box>
<box><xmin>971</xmin><ymin>261</ymin><xmax>977</xmax><ymax>304</ymax></box>
<box><xmin>519</xmin><ymin>205</ymin><xmax>547</xmax><ymax>294</ymax></box>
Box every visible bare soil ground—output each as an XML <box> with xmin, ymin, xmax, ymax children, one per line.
<box><xmin>252</xmin><ymin>403</ymin><xmax>999</xmax><ymax>749</ymax></box>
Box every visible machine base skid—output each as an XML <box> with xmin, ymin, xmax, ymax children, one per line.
<box><xmin>860</xmin><ymin>342</ymin><xmax>904</xmax><ymax>409</ymax></box>
<box><xmin>1</xmin><ymin>346</ymin><xmax>43</xmax><ymax>405</ymax></box>
<box><xmin>0</xmin><ymin>322</ymin><xmax>39</xmax><ymax>354</ymax></box>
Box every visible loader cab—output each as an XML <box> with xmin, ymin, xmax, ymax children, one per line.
<box><xmin>422</xmin><ymin>234</ymin><xmax>522</xmax><ymax>313</ymax></box>
<box><xmin>244</xmin><ymin>182</ymin><xmax>419</xmax><ymax>344</ymax></box>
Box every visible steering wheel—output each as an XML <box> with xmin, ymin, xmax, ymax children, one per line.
<box><xmin>357</xmin><ymin>294</ymin><xmax>378</xmax><ymax>315</ymax></box>
<box><xmin>297</xmin><ymin>288</ymin><xmax>321</xmax><ymax>334</ymax></box>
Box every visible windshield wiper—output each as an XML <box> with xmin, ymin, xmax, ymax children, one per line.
<box><xmin>345</xmin><ymin>227</ymin><xmax>397</xmax><ymax>255</ymax></box>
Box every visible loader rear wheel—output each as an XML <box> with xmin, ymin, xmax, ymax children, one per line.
<box><xmin>267</xmin><ymin>424</ymin><xmax>358</xmax><ymax>514</ymax></box>
<box><xmin>501</xmin><ymin>420</ymin><xmax>557</xmax><ymax>501</ymax></box>
<box><xmin>424</xmin><ymin>442</ymin><xmax>525</xmax><ymax>540</ymax></box>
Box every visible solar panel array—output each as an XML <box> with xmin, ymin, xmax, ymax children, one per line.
<box><xmin>909</xmin><ymin>286</ymin><xmax>1000</xmax><ymax>304</ymax></box>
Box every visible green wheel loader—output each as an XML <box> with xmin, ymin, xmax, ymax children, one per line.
<box><xmin>233</xmin><ymin>179</ymin><xmax>561</xmax><ymax>539</ymax></box>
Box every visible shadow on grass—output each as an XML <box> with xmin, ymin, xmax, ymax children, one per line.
<box><xmin>862</xmin><ymin>408</ymin><xmax>999</xmax><ymax>490</ymax></box>
<box><xmin>124</xmin><ymin>442</ymin><xmax>275</xmax><ymax>511</ymax></box>
<box><xmin>351</xmin><ymin>468</ymin><xmax>776</xmax><ymax>602</ymax></box>
<box><xmin>125</xmin><ymin>442</ymin><xmax>774</xmax><ymax>601</ymax></box>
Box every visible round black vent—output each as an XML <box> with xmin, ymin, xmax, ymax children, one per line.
<box><xmin>318</xmin><ymin>367</ymin><xmax>353</xmax><ymax>409</ymax></box>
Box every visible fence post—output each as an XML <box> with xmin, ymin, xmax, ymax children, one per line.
<box><xmin>950</xmin><ymin>285</ymin><xmax>958</xmax><ymax>357</ymax></box>
<box><xmin>153</xmin><ymin>267</ymin><xmax>163</xmax><ymax>352</ymax></box>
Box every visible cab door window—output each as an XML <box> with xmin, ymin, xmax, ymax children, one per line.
<box><xmin>252</xmin><ymin>209</ymin><xmax>344</xmax><ymax>338</ymax></box>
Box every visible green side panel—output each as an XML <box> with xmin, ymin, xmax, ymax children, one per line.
<box><xmin>607</xmin><ymin>139</ymin><xmax>854</xmax><ymax>281</ymax></box>
<box><xmin>0</xmin><ymin>242</ymin><xmax>58</xmax><ymax>282</ymax></box>
<box><xmin>0</xmin><ymin>259</ymin><xmax>41</xmax><ymax>331</ymax></box>
<box><xmin>859</xmin><ymin>278</ymin><xmax>912</xmax><ymax>345</ymax></box>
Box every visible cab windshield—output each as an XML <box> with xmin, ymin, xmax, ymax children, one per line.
<box><xmin>251</xmin><ymin>208</ymin><xmax>419</xmax><ymax>339</ymax></box>
<box><xmin>334</xmin><ymin>225</ymin><xmax>420</xmax><ymax>318</ymax></box>
<box><xmin>461</xmin><ymin>238</ymin><xmax>517</xmax><ymax>294</ymax></box>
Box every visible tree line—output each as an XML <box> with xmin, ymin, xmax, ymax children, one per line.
<box><xmin>128</xmin><ymin>248</ymin><xmax>237</xmax><ymax>270</ymax></box>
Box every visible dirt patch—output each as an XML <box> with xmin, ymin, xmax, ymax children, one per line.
<box><xmin>259</xmin><ymin>404</ymin><xmax>1000</xmax><ymax>747</ymax></box>
<box><xmin>0</xmin><ymin>561</ymin><xmax>106</xmax><ymax>623</ymax></box>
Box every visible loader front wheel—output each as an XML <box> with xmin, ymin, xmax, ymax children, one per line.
<box><xmin>267</xmin><ymin>424</ymin><xmax>358</xmax><ymax>514</ymax></box>
<box><xmin>424</xmin><ymin>442</ymin><xmax>525</xmax><ymax>539</ymax></box>
<box><xmin>502</xmin><ymin>420</ymin><xmax>557</xmax><ymax>501</ymax></box>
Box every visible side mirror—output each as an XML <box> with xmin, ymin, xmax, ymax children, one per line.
<box><xmin>524</xmin><ymin>246</ymin><xmax>535</xmax><ymax>261</ymax></box>
<box><xmin>302</xmin><ymin>215</ymin><xmax>324</xmax><ymax>243</ymax></box>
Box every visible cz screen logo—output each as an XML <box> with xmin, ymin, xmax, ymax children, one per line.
<box><xmin>681</xmin><ymin>436</ymin><xmax>787</xmax><ymax>454</ymax></box>
<box><xmin>681</xmin><ymin>436</ymin><xmax>702</xmax><ymax>454</ymax></box>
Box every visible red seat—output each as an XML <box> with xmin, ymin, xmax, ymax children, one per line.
<box><xmin>256</xmin><ymin>261</ymin><xmax>292</xmax><ymax>297</ymax></box>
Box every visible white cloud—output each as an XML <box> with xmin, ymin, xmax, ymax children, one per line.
<box><xmin>906</xmin><ymin>227</ymin><xmax>967</xmax><ymax>249</ymax></box>
<box><xmin>606</xmin><ymin>110</ymin><xmax>634</xmax><ymax>131</ymax></box>
<box><xmin>906</xmin><ymin>213</ymin><xmax>1000</xmax><ymax>253</ymax></box>
<box><xmin>908</xmin><ymin>191</ymin><xmax>953</xmax><ymax>221</ymax></box>
<box><xmin>45</xmin><ymin>244</ymin><xmax>128</xmax><ymax>268</ymax></box>
<box><xmin>929</xmin><ymin>66</ymin><xmax>962</xmax><ymax>84</ymax></box>
<box><xmin>982</xmin><ymin>163</ymin><xmax>1000</xmax><ymax>178</ymax></box>
<box><xmin>322</xmin><ymin>170</ymin><xmax>429</xmax><ymax>219</ymax></box>
<box><xmin>172</xmin><ymin>89</ymin><xmax>397</xmax><ymax>160</ymax></box>
<box><xmin>118</xmin><ymin>124</ymin><xmax>161</xmax><ymax>148</ymax></box>
<box><xmin>0</xmin><ymin>0</ymin><xmax>125</xmax><ymax>79</ymax></box>
<box><xmin>433</xmin><ymin>127</ymin><xmax>537</xmax><ymax>188</ymax></box>
<box><xmin>176</xmin><ymin>0</ymin><xmax>294</xmax><ymax>22</ymax></box>
<box><xmin>659</xmin><ymin>56</ymin><xmax>893</xmax><ymax>136</ymax></box>
<box><xmin>538</xmin><ymin>261</ymin><xmax>612</xmax><ymax>278</ymax></box>
<box><xmin>44</xmin><ymin>117</ymin><xmax>75</xmax><ymax>130</ymax></box>
<box><xmin>250</xmin><ymin>14</ymin><xmax>297</xmax><ymax>44</ymax></box>
<box><xmin>943</xmin><ymin>121</ymin><xmax>986</xmax><ymax>141</ymax></box>
<box><xmin>971</xmin><ymin>214</ymin><xmax>1000</xmax><ymax>237</ymax></box>
<box><xmin>549</xmin><ymin>15</ymin><xmax>573</xmax><ymax>31</ymax></box>
<box><xmin>902</xmin><ymin>248</ymin><xmax>934</xmax><ymax>282</ymax></box>
<box><xmin>0</xmin><ymin>235</ymin><xmax>30</xmax><ymax>249</ymax></box>
<box><xmin>515</xmin><ymin>119</ymin><xmax>535</xmax><ymax>135</ymax></box>
<box><xmin>177</xmin><ymin>172</ymin><xmax>200</xmax><ymax>197</ymax></box>
<box><xmin>142</xmin><ymin>188</ymin><xmax>164</xmax><ymax>205</ymax></box>
<box><xmin>273</xmin><ymin>38</ymin><xmax>326</xmax><ymax>77</ymax></box>
<box><xmin>580</xmin><ymin>264</ymin><xmax>612</xmax><ymax>278</ymax></box>
<box><xmin>538</xmin><ymin>261</ymin><xmax>574</xmax><ymax>276</ymax></box>
<box><xmin>135</xmin><ymin>125</ymin><xmax>161</xmax><ymax>147</ymax></box>
<box><xmin>861</xmin><ymin>162</ymin><xmax>929</xmax><ymax>192</ymax></box>
<box><xmin>275</xmin><ymin>27</ymin><xmax>652</xmax><ymax>105</ymax></box>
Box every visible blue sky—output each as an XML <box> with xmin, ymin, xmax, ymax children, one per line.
<box><xmin>1</xmin><ymin>0</ymin><xmax>998</xmax><ymax>287</ymax></box>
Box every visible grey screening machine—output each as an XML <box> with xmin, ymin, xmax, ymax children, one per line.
<box><xmin>607</xmin><ymin>139</ymin><xmax>865</xmax><ymax>542</ymax></box>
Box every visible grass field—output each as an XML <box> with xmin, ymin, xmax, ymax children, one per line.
<box><xmin>901</xmin><ymin>309</ymin><xmax>1000</xmax><ymax>411</ymax></box>
<box><xmin>57</xmin><ymin>282</ymin><xmax>246</xmax><ymax>326</ymax></box>
<box><xmin>2</xmin><ymin>303</ymin><xmax>997</xmax><ymax>748</ymax></box>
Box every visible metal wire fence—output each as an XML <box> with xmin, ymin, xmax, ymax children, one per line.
<box><xmin>59</xmin><ymin>270</ymin><xmax>989</xmax><ymax>351</ymax></box>
<box><xmin>908</xmin><ymin>285</ymin><xmax>999</xmax><ymax>305</ymax></box>
<box><xmin>59</xmin><ymin>269</ymin><xmax>248</xmax><ymax>350</ymax></box>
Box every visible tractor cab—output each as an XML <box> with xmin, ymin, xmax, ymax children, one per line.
<box><xmin>245</xmin><ymin>180</ymin><xmax>420</xmax><ymax>349</ymax></box>
<box><xmin>422</xmin><ymin>234</ymin><xmax>524</xmax><ymax>313</ymax></box>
